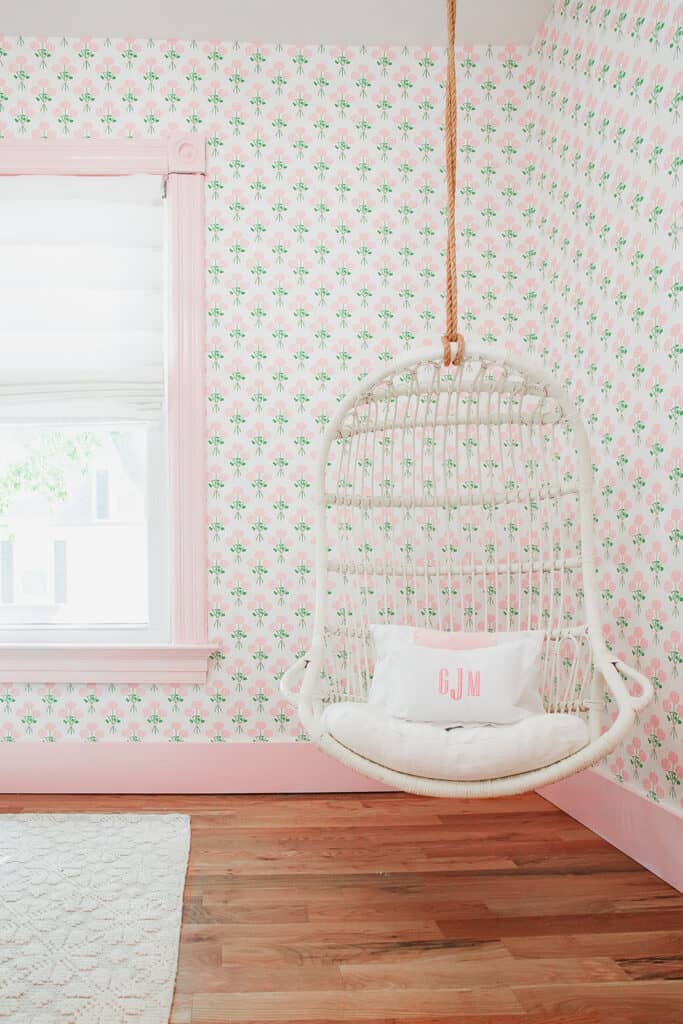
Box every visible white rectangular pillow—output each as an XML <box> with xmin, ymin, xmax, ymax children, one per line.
<box><xmin>371</xmin><ymin>624</ymin><xmax>544</xmax><ymax>681</ymax></box>
<box><xmin>368</xmin><ymin>626</ymin><xmax>545</xmax><ymax>726</ymax></box>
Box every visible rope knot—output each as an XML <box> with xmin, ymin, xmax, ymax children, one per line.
<box><xmin>442</xmin><ymin>333</ymin><xmax>464</xmax><ymax>367</ymax></box>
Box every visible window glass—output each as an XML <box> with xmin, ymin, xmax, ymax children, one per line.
<box><xmin>0</xmin><ymin>426</ymin><xmax>150</xmax><ymax>626</ymax></box>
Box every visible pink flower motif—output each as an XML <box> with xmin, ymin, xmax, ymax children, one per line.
<box><xmin>609</xmin><ymin>756</ymin><xmax>629</xmax><ymax>783</ymax></box>
<box><xmin>122</xmin><ymin>725</ymin><xmax>147</xmax><ymax>742</ymax></box>
<box><xmin>644</xmin><ymin>715</ymin><xmax>666</xmax><ymax>758</ymax></box>
<box><xmin>79</xmin><ymin>724</ymin><xmax>104</xmax><ymax>743</ymax></box>
<box><xmin>247</xmin><ymin>724</ymin><xmax>274</xmax><ymax>742</ymax></box>
<box><xmin>207</xmin><ymin>723</ymin><xmax>230</xmax><ymax>742</ymax></box>
<box><xmin>642</xmin><ymin>771</ymin><xmax>665</xmax><ymax>803</ymax></box>
<box><xmin>164</xmin><ymin>722</ymin><xmax>189</xmax><ymax>742</ymax></box>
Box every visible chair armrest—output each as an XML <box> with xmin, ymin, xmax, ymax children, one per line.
<box><xmin>613</xmin><ymin>660</ymin><xmax>654</xmax><ymax>714</ymax></box>
<box><xmin>280</xmin><ymin>654</ymin><xmax>310</xmax><ymax>704</ymax></box>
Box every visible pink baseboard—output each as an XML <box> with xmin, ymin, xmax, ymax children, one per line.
<box><xmin>540</xmin><ymin>769</ymin><xmax>683</xmax><ymax>894</ymax></box>
<box><xmin>0</xmin><ymin>742</ymin><xmax>390</xmax><ymax>794</ymax></box>
<box><xmin>3</xmin><ymin>745</ymin><xmax>680</xmax><ymax>892</ymax></box>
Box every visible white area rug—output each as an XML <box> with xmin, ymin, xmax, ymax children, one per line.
<box><xmin>0</xmin><ymin>814</ymin><xmax>190</xmax><ymax>1023</ymax></box>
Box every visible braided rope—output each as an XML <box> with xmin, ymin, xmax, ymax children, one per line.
<box><xmin>442</xmin><ymin>0</ymin><xmax>463</xmax><ymax>367</ymax></box>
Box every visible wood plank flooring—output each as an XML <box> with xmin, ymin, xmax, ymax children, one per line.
<box><xmin>2</xmin><ymin>791</ymin><xmax>682</xmax><ymax>1023</ymax></box>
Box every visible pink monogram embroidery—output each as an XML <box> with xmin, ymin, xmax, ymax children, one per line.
<box><xmin>438</xmin><ymin>668</ymin><xmax>481</xmax><ymax>701</ymax></box>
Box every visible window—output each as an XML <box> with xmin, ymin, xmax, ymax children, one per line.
<box><xmin>0</xmin><ymin>425</ymin><xmax>167</xmax><ymax>637</ymax></box>
<box><xmin>0</xmin><ymin>136</ymin><xmax>209</xmax><ymax>684</ymax></box>
<box><xmin>0</xmin><ymin>175</ymin><xmax>168</xmax><ymax>641</ymax></box>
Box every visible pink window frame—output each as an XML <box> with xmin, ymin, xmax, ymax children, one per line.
<box><xmin>0</xmin><ymin>134</ymin><xmax>210</xmax><ymax>684</ymax></box>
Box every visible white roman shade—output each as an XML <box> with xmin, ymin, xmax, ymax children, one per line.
<box><xmin>0</xmin><ymin>175</ymin><xmax>165</xmax><ymax>422</ymax></box>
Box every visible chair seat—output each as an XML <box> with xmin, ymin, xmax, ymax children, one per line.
<box><xmin>321</xmin><ymin>702</ymin><xmax>590</xmax><ymax>782</ymax></box>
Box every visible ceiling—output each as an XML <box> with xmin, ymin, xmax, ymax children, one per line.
<box><xmin>0</xmin><ymin>0</ymin><xmax>554</xmax><ymax>46</ymax></box>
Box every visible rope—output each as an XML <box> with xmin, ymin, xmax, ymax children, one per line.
<box><xmin>442</xmin><ymin>0</ymin><xmax>464</xmax><ymax>367</ymax></box>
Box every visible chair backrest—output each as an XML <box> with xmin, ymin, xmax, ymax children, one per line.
<box><xmin>314</xmin><ymin>349</ymin><xmax>596</xmax><ymax>714</ymax></box>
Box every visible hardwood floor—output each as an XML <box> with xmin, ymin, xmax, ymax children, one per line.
<box><xmin>3</xmin><ymin>791</ymin><xmax>682</xmax><ymax>1023</ymax></box>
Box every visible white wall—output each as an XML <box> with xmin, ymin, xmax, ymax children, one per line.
<box><xmin>1</xmin><ymin>0</ymin><xmax>554</xmax><ymax>46</ymax></box>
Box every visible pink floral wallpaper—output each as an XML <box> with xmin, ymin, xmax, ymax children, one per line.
<box><xmin>522</xmin><ymin>0</ymin><xmax>681</xmax><ymax>813</ymax></box>
<box><xmin>0</xmin><ymin>0</ymin><xmax>680</xmax><ymax>817</ymax></box>
<box><xmin>1</xmin><ymin>34</ymin><xmax>527</xmax><ymax>744</ymax></box>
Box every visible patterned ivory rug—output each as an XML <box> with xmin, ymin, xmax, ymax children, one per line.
<box><xmin>0</xmin><ymin>814</ymin><xmax>190</xmax><ymax>1023</ymax></box>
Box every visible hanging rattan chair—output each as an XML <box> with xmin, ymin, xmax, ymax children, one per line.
<box><xmin>281</xmin><ymin>345</ymin><xmax>653</xmax><ymax>797</ymax></box>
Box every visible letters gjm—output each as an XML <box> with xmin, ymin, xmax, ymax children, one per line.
<box><xmin>438</xmin><ymin>667</ymin><xmax>481</xmax><ymax>701</ymax></box>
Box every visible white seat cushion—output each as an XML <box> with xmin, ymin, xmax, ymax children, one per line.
<box><xmin>321</xmin><ymin>702</ymin><xmax>589</xmax><ymax>782</ymax></box>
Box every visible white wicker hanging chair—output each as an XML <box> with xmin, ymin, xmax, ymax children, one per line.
<box><xmin>281</xmin><ymin>346</ymin><xmax>653</xmax><ymax>797</ymax></box>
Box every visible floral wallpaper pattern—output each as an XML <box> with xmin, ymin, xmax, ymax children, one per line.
<box><xmin>522</xmin><ymin>0</ymin><xmax>681</xmax><ymax>812</ymax></box>
<box><xmin>0</xmin><ymin>0</ymin><xmax>680</xmax><ymax>817</ymax></box>
<box><xmin>0</xmin><ymin>33</ymin><xmax>527</xmax><ymax>744</ymax></box>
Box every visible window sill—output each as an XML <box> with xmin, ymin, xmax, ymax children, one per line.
<box><xmin>0</xmin><ymin>644</ymin><xmax>213</xmax><ymax>685</ymax></box>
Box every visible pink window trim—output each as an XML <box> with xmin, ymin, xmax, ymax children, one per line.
<box><xmin>0</xmin><ymin>134</ymin><xmax>209</xmax><ymax>684</ymax></box>
<box><xmin>0</xmin><ymin>133</ymin><xmax>205</xmax><ymax>176</ymax></box>
<box><xmin>0</xmin><ymin>645</ymin><xmax>213</xmax><ymax>685</ymax></box>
